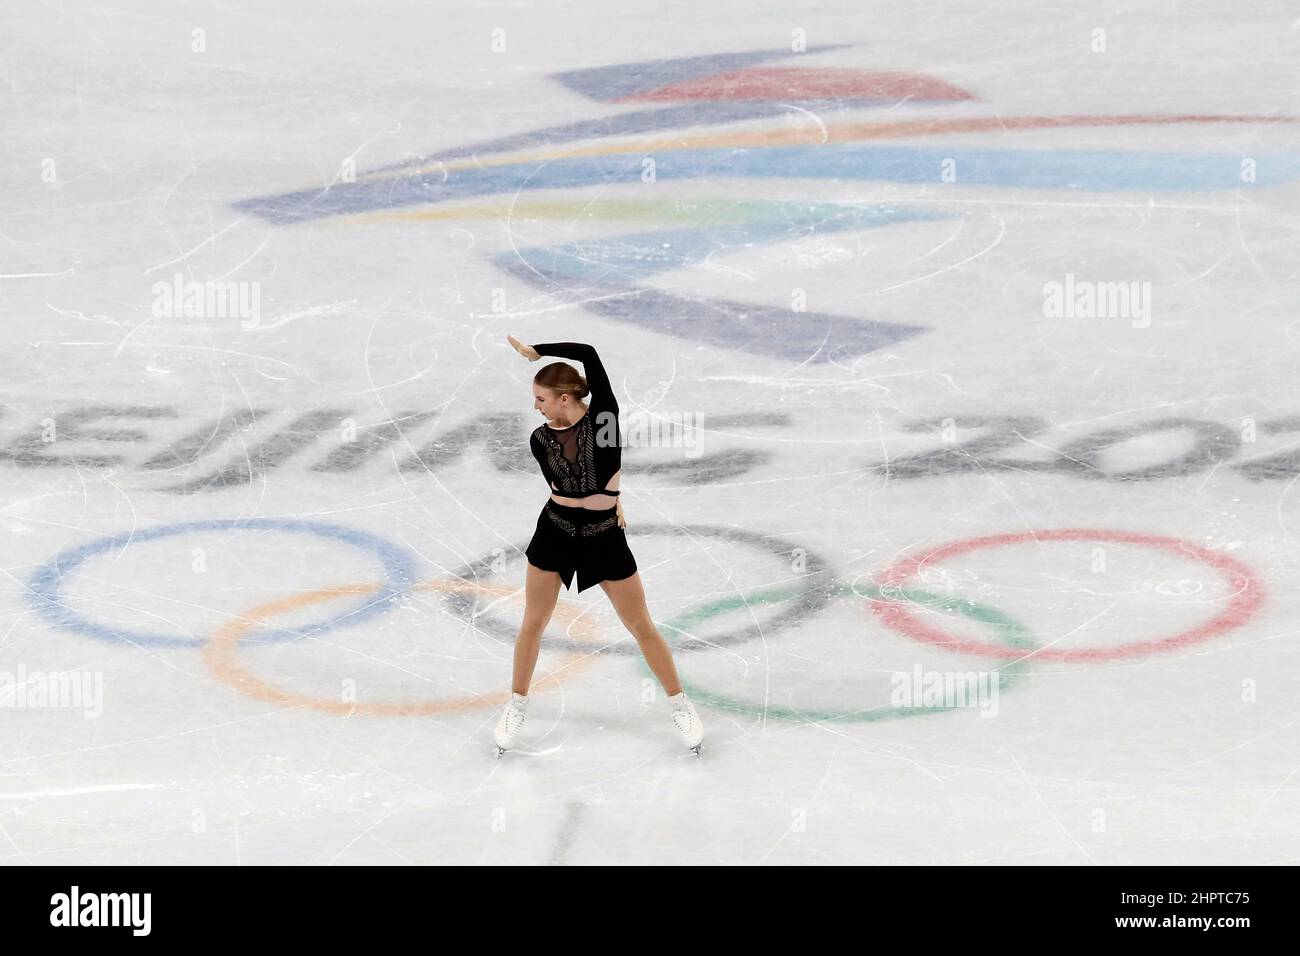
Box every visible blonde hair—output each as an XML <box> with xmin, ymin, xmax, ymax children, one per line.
<box><xmin>534</xmin><ymin>361</ymin><xmax>589</xmax><ymax>401</ymax></box>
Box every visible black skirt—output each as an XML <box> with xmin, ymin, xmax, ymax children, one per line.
<box><xmin>524</xmin><ymin>499</ymin><xmax>638</xmax><ymax>592</ymax></box>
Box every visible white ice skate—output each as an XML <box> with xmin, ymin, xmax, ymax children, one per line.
<box><xmin>669</xmin><ymin>691</ymin><xmax>704</xmax><ymax>756</ymax></box>
<box><xmin>494</xmin><ymin>692</ymin><xmax>529</xmax><ymax>756</ymax></box>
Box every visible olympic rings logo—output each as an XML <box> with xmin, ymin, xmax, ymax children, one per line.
<box><xmin>25</xmin><ymin>519</ymin><xmax>1266</xmax><ymax>723</ymax></box>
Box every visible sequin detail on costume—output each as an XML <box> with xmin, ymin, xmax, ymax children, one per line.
<box><xmin>533</xmin><ymin>414</ymin><xmax>598</xmax><ymax>497</ymax></box>
<box><xmin>543</xmin><ymin>507</ymin><xmax>617</xmax><ymax>538</ymax></box>
<box><xmin>544</xmin><ymin>508</ymin><xmax>577</xmax><ymax>535</ymax></box>
<box><xmin>581</xmin><ymin>514</ymin><xmax>618</xmax><ymax>537</ymax></box>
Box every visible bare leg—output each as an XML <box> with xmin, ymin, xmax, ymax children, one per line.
<box><xmin>600</xmin><ymin>572</ymin><xmax>683</xmax><ymax>696</ymax></box>
<box><xmin>512</xmin><ymin>562</ymin><xmax>563</xmax><ymax>695</ymax></box>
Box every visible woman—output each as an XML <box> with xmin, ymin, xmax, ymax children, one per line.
<box><xmin>494</xmin><ymin>334</ymin><xmax>704</xmax><ymax>756</ymax></box>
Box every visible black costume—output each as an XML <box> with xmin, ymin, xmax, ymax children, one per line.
<box><xmin>524</xmin><ymin>342</ymin><xmax>638</xmax><ymax>591</ymax></box>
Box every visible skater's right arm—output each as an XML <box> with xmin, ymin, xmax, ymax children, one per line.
<box><xmin>529</xmin><ymin>429</ymin><xmax>557</xmax><ymax>484</ymax></box>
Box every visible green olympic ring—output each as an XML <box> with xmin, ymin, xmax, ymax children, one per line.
<box><xmin>640</xmin><ymin>581</ymin><xmax>1036</xmax><ymax>722</ymax></box>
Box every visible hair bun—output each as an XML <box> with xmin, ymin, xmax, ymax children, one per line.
<box><xmin>533</xmin><ymin>361</ymin><xmax>589</xmax><ymax>401</ymax></box>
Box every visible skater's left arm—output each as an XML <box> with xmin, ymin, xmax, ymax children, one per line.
<box><xmin>506</xmin><ymin>334</ymin><xmax>540</xmax><ymax>361</ymax></box>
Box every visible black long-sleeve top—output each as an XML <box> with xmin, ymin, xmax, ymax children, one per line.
<box><xmin>528</xmin><ymin>342</ymin><xmax>622</xmax><ymax>498</ymax></box>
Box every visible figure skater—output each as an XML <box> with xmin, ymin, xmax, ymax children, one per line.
<box><xmin>494</xmin><ymin>334</ymin><xmax>704</xmax><ymax>756</ymax></box>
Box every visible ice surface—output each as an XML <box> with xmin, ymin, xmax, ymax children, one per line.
<box><xmin>1</xmin><ymin>1</ymin><xmax>1299</xmax><ymax>864</ymax></box>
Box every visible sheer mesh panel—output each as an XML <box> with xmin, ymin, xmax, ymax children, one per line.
<box><xmin>555</xmin><ymin>428</ymin><xmax>580</xmax><ymax>467</ymax></box>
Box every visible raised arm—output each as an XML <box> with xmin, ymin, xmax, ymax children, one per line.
<box><xmin>531</xmin><ymin>342</ymin><xmax>616</xmax><ymax>411</ymax></box>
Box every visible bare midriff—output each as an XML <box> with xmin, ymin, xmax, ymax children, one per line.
<box><xmin>549</xmin><ymin>470</ymin><xmax>620</xmax><ymax>510</ymax></box>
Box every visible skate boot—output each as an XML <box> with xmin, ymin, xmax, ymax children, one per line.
<box><xmin>493</xmin><ymin>691</ymin><xmax>529</xmax><ymax>756</ymax></box>
<box><xmin>668</xmin><ymin>691</ymin><xmax>704</xmax><ymax>755</ymax></box>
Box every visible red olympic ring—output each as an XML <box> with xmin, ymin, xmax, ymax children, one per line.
<box><xmin>869</xmin><ymin>528</ymin><xmax>1265</xmax><ymax>662</ymax></box>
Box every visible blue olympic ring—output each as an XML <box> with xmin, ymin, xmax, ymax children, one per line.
<box><xmin>27</xmin><ymin>518</ymin><xmax>418</xmax><ymax>649</ymax></box>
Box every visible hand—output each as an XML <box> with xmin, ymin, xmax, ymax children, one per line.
<box><xmin>506</xmin><ymin>334</ymin><xmax>540</xmax><ymax>362</ymax></box>
<box><xmin>616</xmin><ymin>499</ymin><xmax>626</xmax><ymax>529</ymax></box>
